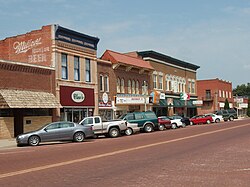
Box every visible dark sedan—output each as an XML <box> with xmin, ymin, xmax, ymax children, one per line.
<box><xmin>16</xmin><ymin>121</ymin><xmax>94</xmax><ymax>146</ymax></box>
<box><xmin>168</xmin><ymin>115</ymin><xmax>190</xmax><ymax>126</ymax></box>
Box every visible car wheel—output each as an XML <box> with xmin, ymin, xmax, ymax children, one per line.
<box><xmin>171</xmin><ymin>123</ymin><xmax>177</xmax><ymax>129</ymax></box>
<box><xmin>144</xmin><ymin>124</ymin><xmax>153</xmax><ymax>133</ymax></box>
<box><xmin>190</xmin><ymin>121</ymin><xmax>194</xmax><ymax>126</ymax></box>
<box><xmin>28</xmin><ymin>135</ymin><xmax>40</xmax><ymax>146</ymax></box>
<box><xmin>158</xmin><ymin>124</ymin><xmax>165</xmax><ymax>131</ymax></box>
<box><xmin>125</xmin><ymin>128</ymin><xmax>133</xmax><ymax>136</ymax></box>
<box><xmin>74</xmin><ymin>132</ymin><xmax>85</xmax><ymax>142</ymax></box>
<box><xmin>206</xmin><ymin>120</ymin><xmax>211</xmax><ymax>124</ymax></box>
<box><xmin>182</xmin><ymin>123</ymin><xmax>186</xmax><ymax>128</ymax></box>
<box><xmin>109</xmin><ymin>127</ymin><xmax>120</xmax><ymax>138</ymax></box>
<box><xmin>215</xmin><ymin>118</ymin><xmax>220</xmax><ymax>123</ymax></box>
<box><xmin>229</xmin><ymin>116</ymin><xmax>234</xmax><ymax>121</ymax></box>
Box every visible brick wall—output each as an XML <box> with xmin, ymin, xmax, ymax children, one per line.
<box><xmin>23</xmin><ymin>116</ymin><xmax>52</xmax><ymax>133</ymax></box>
<box><xmin>0</xmin><ymin>117</ymin><xmax>14</xmax><ymax>139</ymax></box>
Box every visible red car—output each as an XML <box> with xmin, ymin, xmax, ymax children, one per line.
<box><xmin>189</xmin><ymin>115</ymin><xmax>213</xmax><ymax>125</ymax></box>
<box><xmin>158</xmin><ymin>116</ymin><xmax>172</xmax><ymax>130</ymax></box>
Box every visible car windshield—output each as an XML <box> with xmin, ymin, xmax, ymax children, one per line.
<box><xmin>118</xmin><ymin>114</ymin><xmax>127</xmax><ymax>120</ymax></box>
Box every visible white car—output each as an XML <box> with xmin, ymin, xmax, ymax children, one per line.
<box><xmin>168</xmin><ymin>117</ymin><xmax>186</xmax><ymax>129</ymax></box>
<box><xmin>124</xmin><ymin>123</ymin><xmax>140</xmax><ymax>136</ymax></box>
<box><xmin>205</xmin><ymin>113</ymin><xmax>223</xmax><ymax>123</ymax></box>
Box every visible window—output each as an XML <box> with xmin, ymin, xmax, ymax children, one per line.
<box><xmin>136</xmin><ymin>81</ymin><xmax>139</xmax><ymax>94</ymax></box>
<box><xmin>128</xmin><ymin>80</ymin><xmax>131</xmax><ymax>94</ymax></box>
<box><xmin>169</xmin><ymin>81</ymin><xmax>172</xmax><ymax>91</ymax></box>
<box><xmin>121</xmin><ymin>79</ymin><xmax>125</xmax><ymax>93</ymax></box>
<box><xmin>191</xmin><ymin>81</ymin><xmax>195</xmax><ymax>94</ymax></box>
<box><xmin>159</xmin><ymin>75</ymin><xmax>163</xmax><ymax>90</ymax></box>
<box><xmin>104</xmin><ymin>76</ymin><xmax>109</xmax><ymax>92</ymax></box>
<box><xmin>117</xmin><ymin>78</ymin><xmax>121</xmax><ymax>93</ymax></box>
<box><xmin>85</xmin><ymin>58</ymin><xmax>91</xmax><ymax>82</ymax></box>
<box><xmin>61</xmin><ymin>53</ymin><xmax>68</xmax><ymax>79</ymax></box>
<box><xmin>132</xmin><ymin>80</ymin><xmax>135</xmax><ymax>94</ymax></box>
<box><xmin>100</xmin><ymin>75</ymin><xmax>103</xmax><ymax>91</ymax></box>
<box><xmin>219</xmin><ymin>90</ymin><xmax>222</xmax><ymax>97</ymax></box>
<box><xmin>94</xmin><ymin>117</ymin><xmax>100</xmax><ymax>123</ymax></box>
<box><xmin>226</xmin><ymin>91</ymin><xmax>228</xmax><ymax>98</ymax></box>
<box><xmin>153</xmin><ymin>74</ymin><xmax>157</xmax><ymax>89</ymax></box>
<box><xmin>74</xmin><ymin>56</ymin><xmax>80</xmax><ymax>81</ymax></box>
<box><xmin>206</xmin><ymin>90</ymin><xmax>211</xmax><ymax>99</ymax></box>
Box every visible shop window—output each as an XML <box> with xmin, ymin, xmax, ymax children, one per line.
<box><xmin>85</xmin><ymin>58</ymin><xmax>91</xmax><ymax>82</ymax></box>
<box><xmin>0</xmin><ymin>109</ymin><xmax>12</xmax><ymax>117</ymax></box>
<box><xmin>24</xmin><ymin>109</ymin><xmax>51</xmax><ymax>116</ymax></box>
<box><xmin>61</xmin><ymin>53</ymin><xmax>68</xmax><ymax>79</ymax></box>
<box><xmin>74</xmin><ymin>56</ymin><xmax>80</xmax><ymax>81</ymax></box>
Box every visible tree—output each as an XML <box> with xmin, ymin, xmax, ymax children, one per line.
<box><xmin>224</xmin><ymin>98</ymin><xmax>230</xmax><ymax>109</ymax></box>
<box><xmin>233</xmin><ymin>83</ymin><xmax>250</xmax><ymax>97</ymax></box>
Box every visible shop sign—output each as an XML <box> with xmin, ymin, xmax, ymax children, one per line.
<box><xmin>116</xmin><ymin>96</ymin><xmax>147</xmax><ymax>104</ymax></box>
<box><xmin>71</xmin><ymin>91</ymin><xmax>85</xmax><ymax>103</ymax></box>
<box><xmin>102</xmin><ymin>92</ymin><xmax>108</xmax><ymax>104</ymax></box>
<box><xmin>193</xmin><ymin>100</ymin><xmax>203</xmax><ymax>105</ymax></box>
<box><xmin>160</xmin><ymin>93</ymin><xmax>165</xmax><ymax>99</ymax></box>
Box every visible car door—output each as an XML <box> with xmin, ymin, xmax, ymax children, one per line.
<box><xmin>39</xmin><ymin>122</ymin><xmax>61</xmax><ymax>142</ymax></box>
<box><xmin>57</xmin><ymin>122</ymin><xmax>75</xmax><ymax>140</ymax></box>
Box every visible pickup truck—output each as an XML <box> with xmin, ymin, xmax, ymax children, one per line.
<box><xmin>79</xmin><ymin>116</ymin><xmax>127</xmax><ymax>138</ymax></box>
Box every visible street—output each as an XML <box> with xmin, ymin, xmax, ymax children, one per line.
<box><xmin>0</xmin><ymin>119</ymin><xmax>250</xmax><ymax>187</ymax></box>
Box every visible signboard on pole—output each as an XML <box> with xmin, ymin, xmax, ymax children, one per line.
<box><xmin>180</xmin><ymin>92</ymin><xmax>190</xmax><ymax>100</ymax></box>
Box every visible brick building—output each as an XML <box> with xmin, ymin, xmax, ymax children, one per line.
<box><xmin>0</xmin><ymin>25</ymin><xmax>99</xmax><ymax>138</ymax></box>
<box><xmin>127</xmin><ymin>51</ymin><xmax>200</xmax><ymax>117</ymax></box>
<box><xmin>99</xmin><ymin>50</ymin><xmax>154</xmax><ymax>119</ymax></box>
<box><xmin>197</xmin><ymin>78</ymin><xmax>234</xmax><ymax>114</ymax></box>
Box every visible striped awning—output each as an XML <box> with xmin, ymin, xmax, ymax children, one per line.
<box><xmin>0</xmin><ymin>89</ymin><xmax>62</xmax><ymax>109</ymax></box>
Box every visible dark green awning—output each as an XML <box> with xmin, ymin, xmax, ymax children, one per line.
<box><xmin>159</xmin><ymin>99</ymin><xmax>167</xmax><ymax>106</ymax></box>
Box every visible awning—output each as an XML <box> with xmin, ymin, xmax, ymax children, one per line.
<box><xmin>0</xmin><ymin>89</ymin><xmax>62</xmax><ymax>109</ymax></box>
<box><xmin>173</xmin><ymin>99</ymin><xmax>197</xmax><ymax>108</ymax></box>
<box><xmin>159</xmin><ymin>99</ymin><xmax>167</xmax><ymax>106</ymax></box>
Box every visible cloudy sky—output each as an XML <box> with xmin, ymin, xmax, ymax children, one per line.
<box><xmin>0</xmin><ymin>0</ymin><xmax>249</xmax><ymax>88</ymax></box>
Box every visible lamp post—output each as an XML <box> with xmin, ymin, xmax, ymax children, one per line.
<box><xmin>142</xmin><ymin>81</ymin><xmax>148</xmax><ymax>111</ymax></box>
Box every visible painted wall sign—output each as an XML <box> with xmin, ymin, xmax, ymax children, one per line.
<box><xmin>71</xmin><ymin>91</ymin><xmax>85</xmax><ymax>103</ymax></box>
<box><xmin>13</xmin><ymin>37</ymin><xmax>42</xmax><ymax>54</ymax></box>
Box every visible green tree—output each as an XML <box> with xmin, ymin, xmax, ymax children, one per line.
<box><xmin>233</xmin><ymin>83</ymin><xmax>250</xmax><ymax>97</ymax></box>
<box><xmin>224</xmin><ymin>98</ymin><xmax>230</xmax><ymax>109</ymax></box>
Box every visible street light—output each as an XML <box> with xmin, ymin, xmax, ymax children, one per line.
<box><xmin>142</xmin><ymin>81</ymin><xmax>148</xmax><ymax>111</ymax></box>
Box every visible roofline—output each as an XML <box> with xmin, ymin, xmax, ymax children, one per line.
<box><xmin>137</xmin><ymin>50</ymin><xmax>200</xmax><ymax>71</ymax></box>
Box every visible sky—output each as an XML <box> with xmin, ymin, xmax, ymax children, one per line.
<box><xmin>0</xmin><ymin>0</ymin><xmax>249</xmax><ymax>88</ymax></box>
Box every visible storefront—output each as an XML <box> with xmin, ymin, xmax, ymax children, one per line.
<box><xmin>98</xmin><ymin>92</ymin><xmax>113</xmax><ymax>121</ymax></box>
<box><xmin>60</xmin><ymin>86</ymin><xmax>95</xmax><ymax>123</ymax></box>
<box><xmin>114</xmin><ymin>94</ymin><xmax>150</xmax><ymax>118</ymax></box>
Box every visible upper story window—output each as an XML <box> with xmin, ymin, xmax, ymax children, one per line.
<box><xmin>117</xmin><ymin>78</ymin><xmax>121</xmax><ymax>93</ymax></box>
<box><xmin>100</xmin><ymin>75</ymin><xmax>103</xmax><ymax>91</ymax></box>
<box><xmin>128</xmin><ymin>80</ymin><xmax>132</xmax><ymax>94</ymax></box>
<box><xmin>159</xmin><ymin>75</ymin><xmax>163</xmax><ymax>90</ymax></box>
<box><xmin>104</xmin><ymin>75</ymin><xmax>109</xmax><ymax>92</ymax></box>
<box><xmin>191</xmin><ymin>81</ymin><xmax>195</xmax><ymax>94</ymax></box>
<box><xmin>142</xmin><ymin>81</ymin><xmax>148</xmax><ymax>95</ymax></box>
<box><xmin>61</xmin><ymin>53</ymin><xmax>68</xmax><ymax>80</ymax></box>
<box><xmin>85</xmin><ymin>58</ymin><xmax>91</xmax><ymax>82</ymax></box>
<box><xmin>136</xmin><ymin>81</ymin><xmax>139</xmax><ymax>94</ymax></box>
<box><xmin>74</xmin><ymin>56</ymin><xmax>80</xmax><ymax>81</ymax></box>
<box><xmin>153</xmin><ymin>74</ymin><xmax>157</xmax><ymax>89</ymax></box>
<box><xmin>132</xmin><ymin>80</ymin><xmax>135</xmax><ymax>94</ymax></box>
<box><xmin>219</xmin><ymin>90</ymin><xmax>222</xmax><ymax>97</ymax></box>
<box><xmin>121</xmin><ymin>78</ymin><xmax>125</xmax><ymax>93</ymax></box>
<box><xmin>206</xmin><ymin>90</ymin><xmax>211</xmax><ymax>99</ymax></box>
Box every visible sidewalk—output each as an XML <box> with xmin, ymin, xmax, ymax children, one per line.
<box><xmin>0</xmin><ymin>138</ymin><xmax>17</xmax><ymax>150</ymax></box>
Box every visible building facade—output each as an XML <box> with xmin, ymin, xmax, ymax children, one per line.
<box><xmin>197</xmin><ymin>78</ymin><xmax>234</xmax><ymax>114</ymax></box>
<box><xmin>99</xmin><ymin>50</ymin><xmax>154</xmax><ymax>119</ymax></box>
<box><xmin>234</xmin><ymin>96</ymin><xmax>249</xmax><ymax>117</ymax></box>
<box><xmin>0</xmin><ymin>25</ymin><xmax>99</xmax><ymax>138</ymax></box>
<box><xmin>127</xmin><ymin>51</ymin><xmax>200</xmax><ymax>117</ymax></box>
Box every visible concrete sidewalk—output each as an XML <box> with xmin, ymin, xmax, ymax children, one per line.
<box><xmin>0</xmin><ymin>139</ymin><xmax>17</xmax><ymax>150</ymax></box>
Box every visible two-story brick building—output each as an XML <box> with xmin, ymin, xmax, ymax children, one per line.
<box><xmin>127</xmin><ymin>50</ymin><xmax>200</xmax><ymax>117</ymax></box>
<box><xmin>99</xmin><ymin>50</ymin><xmax>154</xmax><ymax>119</ymax></box>
<box><xmin>0</xmin><ymin>25</ymin><xmax>99</xmax><ymax>138</ymax></box>
<box><xmin>197</xmin><ymin>78</ymin><xmax>234</xmax><ymax>114</ymax></box>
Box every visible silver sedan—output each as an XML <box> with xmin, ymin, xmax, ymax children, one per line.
<box><xmin>16</xmin><ymin>121</ymin><xmax>94</xmax><ymax>146</ymax></box>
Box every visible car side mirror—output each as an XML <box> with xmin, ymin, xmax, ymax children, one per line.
<box><xmin>44</xmin><ymin>128</ymin><xmax>47</xmax><ymax>132</ymax></box>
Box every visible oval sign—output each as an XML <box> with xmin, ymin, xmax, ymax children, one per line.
<box><xmin>102</xmin><ymin>92</ymin><xmax>108</xmax><ymax>104</ymax></box>
<box><xmin>71</xmin><ymin>91</ymin><xmax>85</xmax><ymax>103</ymax></box>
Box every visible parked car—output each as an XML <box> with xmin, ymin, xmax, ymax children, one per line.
<box><xmin>214</xmin><ymin>109</ymin><xmax>238</xmax><ymax>121</ymax></box>
<box><xmin>205</xmin><ymin>113</ymin><xmax>223</xmax><ymax>123</ymax></box>
<box><xmin>189</xmin><ymin>115</ymin><xmax>213</xmax><ymax>125</ymax></box>
<box><xmin>158</xmin><ymin>116</ymin><xmax>172</xmax><ymax>130</ymax></box>
<box><xmin>168</xmin><ymin>115</ymin><xmax>190</xmax><ymax>126</ymax></box>
<box><xmin>118</xmin><ymin>111</ymin><xmax>159</xmax><ymax>133</ymax></box>
<box><xmin>16</xmin><ymin>121</ymin><xmax>94</xmax><ymax>146</ymax></box>
<box><xmin>168</xmin><ymin>116</ymin><xmax>186</xmax><ymax>129</ymax></box>
<box><xmin>124</xmin><ymin>123</ymin><xmax>140</xmax><ymax>136</ymax></box>
<box><xmin>79</xmin><ymin>116</ymin><xmax>127</xmax><ymax>138</ymax></box>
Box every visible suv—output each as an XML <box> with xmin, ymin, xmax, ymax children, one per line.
<box><xmin>214</xmin><ymin>109</ymin><xmax>238</xmax><ymax>121</ymax></box>
<box><xmin>118</xmin><ymin>111</ymin><xmax>159</xmax><ymax>133</ymax></box>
